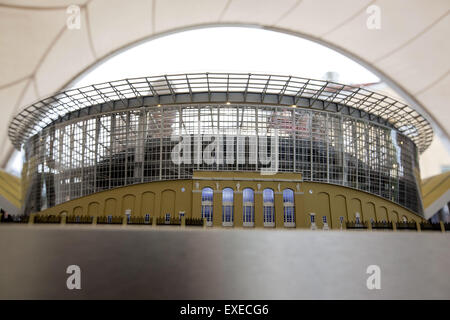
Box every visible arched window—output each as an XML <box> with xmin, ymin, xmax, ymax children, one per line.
<box><xmin>201</xmin><ymin>187</ymin><xmax>214</xmax><ymax>226</ymax></box>
<box><xmin>263</xmin><ymin>189</ymin><xmax>275</xmax><ymax>227</ymax></box>
<box><xmin>243</xmin><ymin>188</ymin><xmax>254</xmax><ymax>227</ymax></box>
<box><xmin>283</xmin><ymin>189</ymin><xmax>295</xmax><ymax>227</ymax></box>
<box><xmin>401</xmin><ymin>215</ymin><xmax>408</xmax><ymax>223</ymax></box>
<box><xmin>222</xmin><ymin>188</ymin><xmax>234</xmax><ymax>226</ymax></box>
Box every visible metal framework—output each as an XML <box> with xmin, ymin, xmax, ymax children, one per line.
<box><xmin>22</xmin><ymin>103</ymin><xmax>423</xmax><ymax>216</ymax></box>
<box><xmin>9</xmin><ymin>73</ymin><xmax>433</xmax><ymax>153</ymax></box>
<box><xmin>14</xmin><ymin>74</ymin><xmax>429</xmax><ymax>217</ymax></box>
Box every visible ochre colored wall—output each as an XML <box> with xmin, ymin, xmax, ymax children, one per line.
<box><xmin>141</xmin><ymin>191</ymin><xmax>155</xmax><ymax>216</ymax></box>
<box><xmin>0</xmin><ymin>169</ymin><xmax>21</xmax><ymax>209</ymax></box>
<box><xmin>160</xmin><ymin>189</ymin><xmax>176</xmax><ymax>217</ymax></box>
<box><xmin>301</xmin><ymin>182</ymin><xmax>424</xmax><ymax>229</ymax></box>
<box><xmin>40</xmin><ymin>179</ymin><xmax>193</xmax><ymax>219</ymax></box>
<box><xmin>38</xmin><ymin>171</ymin><xmax>424</xmax><ymax>228</ymax></box>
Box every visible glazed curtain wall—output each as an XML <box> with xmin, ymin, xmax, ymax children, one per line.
<box><xmin>22</xmin><ymin>104</ymin><xmax>422</xmax><ymax>215</ymax></box>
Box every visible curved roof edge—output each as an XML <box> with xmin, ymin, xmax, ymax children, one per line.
<box><xmin>8</xmin><ymin>73</ymin><xmax>433</xmax><ymax>152</ymax></box>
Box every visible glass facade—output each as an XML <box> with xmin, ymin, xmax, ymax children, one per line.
<box><xmin>22</xmin><ymin>103</ymin><xmax>423</xmax><ymax>216</ymax></box>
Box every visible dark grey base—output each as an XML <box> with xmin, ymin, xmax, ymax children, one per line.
<box><xmin>0</xmin><ymin>225</ymin><xmax>449</xmax><ymax>299</ymax></box>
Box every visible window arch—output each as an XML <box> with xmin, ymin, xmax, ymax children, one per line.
<box><xmin>201</xmin><ymin>187</ymin><xmax>214</xmax><ymax>226</ymax></box>
<box><xmin>263</xmin><ymin>188</ymin><xmax>275</xmax><ymax>227</ymax></box>
<box><xmin>242</xmin><ymin>188</ymin><xmax>255</xmax><ymax>227</ymax></box>
<box><xmin>283</xmin><ymin>189</ymin><xmax>295</xmax><ymax>227</ymax></box>
<box><xmin>222</xmin><ymin>188</ymin><xmax>234</xmax><ymax>226</ymax></box>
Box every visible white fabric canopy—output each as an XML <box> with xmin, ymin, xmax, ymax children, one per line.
<box><xmin>1</xmin><ymin>0</ymin><xmax>449</xmax><ymax>167</ymax></box>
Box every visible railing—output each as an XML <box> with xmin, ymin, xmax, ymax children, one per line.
<box><xmin>346</xmin><ymin>221</ymin><xmax>368</xmax><ymax>229</ymax></box>
<box><xmin>127</xmin><ymin>216</ymin><xmax>152</xmax><ymax>225</ymax></box>
<box><xmin>185</xmin><ymin>218</ymin><xmax>204</xmax><ymax>226</ymax></box>
<box><xmin>66</xmin><ymin>215</ymin><xmax>94</xmax><ymax>224</ymax></box>
<box><xmin>156</xmin><ymin>217</ymin><xmax>181</xmax><ymax>226</ymax></box>
<box><xmin>396</xmin><ymin>221</ymin><xmax>418</xmax><ymax>230</ymax></box>
<box><xmin>420</xmin><ymin>222</ymin><xmax>442</xmax><ymax>231</ymax></box>
<box><xmin>96</xmin><ymin>216</ymin><xmax>123</xmax><ymax>224</ymax></box>
<box><xmin>34</xmin><ymin>214</ymin><xmax>61</xmax><ymax>224</ymax></box>
<box><xmin>371</xmin><ymin>221</ymin><xmax>393</xmax><ymax>230</ymax></box>
<box><xmin>2</xmin><ymin>213</ymin><xmax>447</xmax><ymax>232</ymax></box>
<box><xmin>0</xmin><ymin>214</ymin><xmax>29</xmax><ymax>223</ymax></box>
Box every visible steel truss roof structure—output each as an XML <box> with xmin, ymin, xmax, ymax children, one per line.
<box><xmin>8</xmin><ymin>73</ymin><xmax>433</xmax><ymax>152</ymax></box>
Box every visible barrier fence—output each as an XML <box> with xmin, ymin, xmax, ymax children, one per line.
<box><xmin>1</xmin><ymin>213</ymin><xmax>448</xmax><ymax>232</ymax></box>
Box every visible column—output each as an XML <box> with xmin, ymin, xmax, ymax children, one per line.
<box><xmin>275</xmin><ymin>191</ymin><xmax>284</xmax><ymax>228</ymax></box>
<box><xmin>234</xmin><ymin>187</ymin><xmax>243</xmax><ymax>228</ymax></box>
<box><xmin>295</xmin><ymin>192</ymin><xmax>306</xmax><ymax>228</ymax></box>
<box><xmin>213</xmin><ymin>190</ymin><xmax>222</xmax><ymax>227</ymax></box>
<box><xmin>255</xmin><ymin>189</ymin><xmax>263</xmax><ymax>228</ymax></box>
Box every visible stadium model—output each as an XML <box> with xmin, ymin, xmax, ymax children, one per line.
<box><xmin>9</xmin><ymin>73</ymin><xmax>433</xmax><ymax>228</ymax></box>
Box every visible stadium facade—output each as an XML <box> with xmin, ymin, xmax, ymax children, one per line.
<box><xmin>9</xmin><ymin>73</ymin><xmax>433</xmax><ymax>228</ymax></box>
